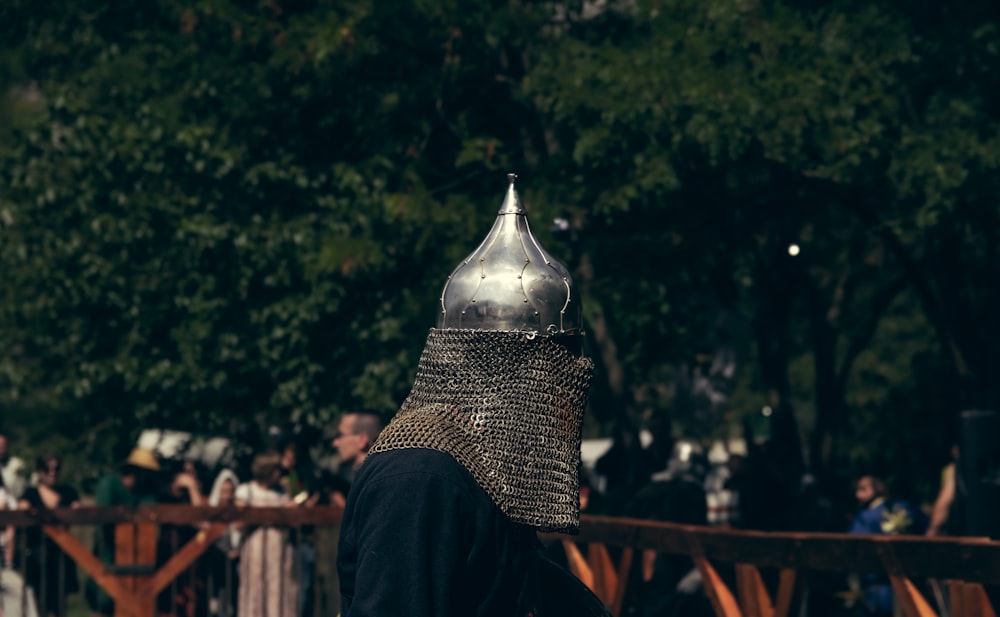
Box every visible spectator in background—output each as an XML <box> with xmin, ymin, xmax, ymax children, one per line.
<box><xmin>329</xmin><ymin>412</ymin><xmax>384</xmax><ymax>507</ymax></box>
<box><xmin>86</xmin><ymin>448</ymin><xmax>161</xmax><ymax>616</ymax></box>
<box><xmin>236</xmin><ymin>452</ymin><xmax>298</xmax><ymax>617</ymax></box>
<box><xmin>849</xmin><ymin>475</ymin><xmax>928</xmax><ymax>536</ymax></box>
<box><xmin>209</xmin><ymin>468</ymin><xmax>240</xmax><ymax>509</ymax></box>
<box><xmin>594</xmin><ymin>429</ymin><xmax>658</xmax><ymax>512</ymax></box>
<box><xmin>0</xmin><ymin>473</ymin><xmax>38</xmax><ymax>617</ymax></box>
<box><xmin>276</xmin><ymin>438</ymin><xmax>320</xmax><ymax>617</ymax></box>
<box><xmin>0</xmin><ymin>434</ymin><xmax>26</xmax><ymax>500</ymax></box>
<box><xmin>162</xmin><ymin>462</ymin><xmax>206</xmax><ymax>507</ymax></box>
<box><xmin>19</xmin><ymin>455</ymin><xmax>80</xmax><ymax>617</ymax></box>
<box><xmin>156</xmin><ymin>460</ymin><xmax>208</xmax><ymax>617</ymax></box>
<box><xmin>208</xmin><ymin>470</ymin><xmax>241</xmax><ymax>617</ymax></box>
<box><xmin>624</xmin><ymin>440</ymin><xmax>713</xmax><ymax>617</ymax></box>
<box><xmin>927</xmin><ymin>444</ymin><xmax>961</xmax><ymax>537</ymax></box>
<box><xmin>0</xmin><ymin>471</ymin><xmax>15</xmax><ymax>568</ymax></box>
<box><xmin>848</xmin><ymin>474</ymin><xmax>928</xmax><ymax>616</ymax></box>
<box><xmin>704</xmin><ymin>451</ymin><xmax>739</xmax><ymax>529</ymax></box>
<box><xmin>94</xmin><ymin>448</ymin><xmax>161</xmax><ymax>508</ymax></box>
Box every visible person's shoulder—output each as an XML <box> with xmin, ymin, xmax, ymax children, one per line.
<box><xmin>94</xmin><ymin>472</ymin><xmax>125</xmax><ymax>503</ymax></box>
<box><xmin>362</xmin><ymin>448</ymin><xmax>470</xmax><ymax>480</ymax></box>
<box><xmin>356</xmin><ymin>449</ymin><xmax>484</xmax><ymax>500</ymax></box>
<box><xmin>849</xmin><ymin>507</ymin><xmax>878</xmax><ymax>531</ymax></box>
<box><xmin>888</xmin><ymin>498</ymin><xmax>921</xmax><ymax>512</ymax></box>
<box><xmin>96</xmin><ymin>470</ymin><xmax>121</xmax><ymax>484</ymax></box>
<box><xmin>96</xmin><ymin>471</ymin><xmax>124</xmax><ymax>489</ymax></box>
<box><xmin>345</xmin><ymin>449</ymin><xmax>502</xmax><ymax>530</ymax></box>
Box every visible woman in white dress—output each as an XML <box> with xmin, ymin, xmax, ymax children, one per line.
<box><xmin>0</xmin><ymin>473</ymin><xmax>14</xmax><ymax>567</ymax></box>
<box><xmin>0</xmin><ymin>474</ymin><xmax>38</xmax><ymax>617</ymax></box>
<box><xmin>235</xmin><ymin>453</ymin><xmax>298</xmax><ymax>617</ymax></box>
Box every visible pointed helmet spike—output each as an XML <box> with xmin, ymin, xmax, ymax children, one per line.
<box><xmin>499</xmin><ymin>173</ymin><xmax>525</xmax><ymax>215</ymax></box>
<box><xmin>438</xmin><ymin>173</ymin><xmax>581</xmax><ymax>335</ymax></box>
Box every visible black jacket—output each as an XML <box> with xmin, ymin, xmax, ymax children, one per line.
<box><xmin>338</xmin><ymin>448</ymin><xmax>540</xmax><ymax>617</ymax></box>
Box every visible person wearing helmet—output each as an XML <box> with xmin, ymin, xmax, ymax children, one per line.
<box><xmin>337</xmin><ymin>175</ymin><xmax>605</xmax><ymax>617</ymax></box>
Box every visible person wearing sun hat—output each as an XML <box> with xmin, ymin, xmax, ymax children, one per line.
<box><xmin>85</xmin><ymin>447</ymin><xmax>163</xmax><ymax>616</ymax></box>
<box><xmin>94</xmin><ymin>447</ymin><xmax>161</xmax><ymax>507</ymax></box>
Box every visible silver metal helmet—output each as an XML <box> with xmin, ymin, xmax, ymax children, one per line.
<box><xmin>439</xmin><ymin>173</ymin><xmax>581</xmax><ymax>336</ymax></box>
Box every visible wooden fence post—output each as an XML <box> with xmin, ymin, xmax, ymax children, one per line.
<box><xmin>773</xmin><ymin>568</ymin><xmax>801</xmax><ymax>617</ymax></box>
<box><xmin>949</xmin><ymin>581</ymin><xmax>998</xmax><ymax>617</ymax></box>
<box><xmin>687</xmin><ymin>533</ymin><xmax>742</xmax><ymax>617</ymax></box>
<box><xmin>113</xmin><ymin>523</ymin><xmax>157</xmax><ymax>617</ymax></box>
<box><xmin>735</xmin><ymin>564</ymin><xmax>774</xmax><ymax>617</ymax></box>
<box><xmin>608</xmin><ymin>547</ymin><xmax>634</xmax><ymax>617</ymax></box>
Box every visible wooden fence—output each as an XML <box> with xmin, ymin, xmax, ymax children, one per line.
<box><xmin>0</xmin><ymin>506</ymin><xmax>997</xmax><ymax>617</ymax></box>
<box><xmin>567</xmin><ymin>515</ymin><xmax>1000</xmax><ymax>617</ymax></box>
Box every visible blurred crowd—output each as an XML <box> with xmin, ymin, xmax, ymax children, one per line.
<box><xmin>0</xmin><ymin>414</ymin><xmax>972</xmax><ymax>617</ymax></box>
<box><xmin>574</xmin><ymin>424</ymin><xmax>963</xmax><ymax>617</ymax></box>
<box><xmin>0</xmin><ymin>411</ymin><xmax>385</xmax><ymax>617</ymax></box>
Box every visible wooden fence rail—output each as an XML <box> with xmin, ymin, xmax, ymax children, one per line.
<box><xmin>568</xmin><ymin>515</ymin><xmax>1000</xmax><ymax>617</ymax></box>
<box><xmin>1</xmin><ymin>507</ymin><xmax>997</xmax><ymax>617</ymax></box>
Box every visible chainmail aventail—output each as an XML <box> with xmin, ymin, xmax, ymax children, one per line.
<box><xmin>370</xmin><ymin>328</ymin><xmax>594</xmax><ymax>533</ymax></box>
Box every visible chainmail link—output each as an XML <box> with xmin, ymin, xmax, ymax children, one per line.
<box><xmin>370</xmin><ymin>328</ymin><xmax>594</xmax><ymax>533</ymax></box>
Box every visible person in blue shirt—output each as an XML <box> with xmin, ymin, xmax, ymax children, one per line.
<box><xmin>848</xmin><ymin>475</ymin><xmax>928</xmax><ymax>615</ymax></box>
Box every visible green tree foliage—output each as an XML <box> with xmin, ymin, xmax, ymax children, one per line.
<box><xmin>522</xmin><ymin>0</ymin><xmax>1000</xmax><ymax>489</ymax></box>
<box><xmin>0</xmin><ymin>0</ymin><xmax>532</xmax><ymax>461</ymax></box>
